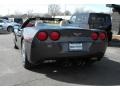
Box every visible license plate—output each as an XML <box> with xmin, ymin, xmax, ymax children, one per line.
<box><xmin>69</xmin><ymin>43</ymin><xmax>83</xmax><ymax>51</ymax></box>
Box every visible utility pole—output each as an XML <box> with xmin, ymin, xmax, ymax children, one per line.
<box><xmin>64</xmin><ymin>2</ymin><xmax>67</xmax><ymax>19</ymax></box>
<box><xmin>8</xmin><ymin>9</ymin><xmax>10</xmax><ymax>16</ymax></box>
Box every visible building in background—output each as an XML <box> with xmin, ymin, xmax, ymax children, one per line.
<box><xmin>106</xmin><ymin>4</ymin><xmax>120</xmax><ymax>35</ymax></box>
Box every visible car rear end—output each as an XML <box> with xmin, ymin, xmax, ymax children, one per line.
<box><xmin>29</xmin><ymin>27</ymin><xmax>108</xmax><ymax>64</ymax></box>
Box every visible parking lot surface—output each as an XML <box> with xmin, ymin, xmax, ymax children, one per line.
<box><xmin>0</xmin><ymin>33</ymin><xmax>120</xmax><ymax>86</ymax></box>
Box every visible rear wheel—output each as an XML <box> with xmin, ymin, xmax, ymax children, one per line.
<box><xmin>107</xmin><ymin>31</ymin><xmax>113</xmax><ymax>42</ymax></box>
<box><xmin>14</xmin><ymin>33</ymin><xmax>18</xmax><ymax>49</ymax></box>
<box><xmin>21</xmin><ymin>40</ymin><xmax>35</xmax><ymax>69</ymax></box>
<box><xmin>7</xmin><ymin>26</ymin><xmax>13</xmax><ymax>32</ymax></box>
<box><xmin>14</xmin><ymin>43</ymin><xmax>18</xmax><ymax>49</ymax></box>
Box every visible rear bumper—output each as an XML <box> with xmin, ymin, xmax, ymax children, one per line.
<box><xmin>27</xmin><ymin>41</ymin><xmax>107</xmax><ymax>64</ymax></box>
<box><xmin>32</xmin><ymin>51</ymin><xmax>104</xmax><ymax>60</ymax></box>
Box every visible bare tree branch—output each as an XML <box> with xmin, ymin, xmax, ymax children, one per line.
<box><xmin>48</xmin><ymin>4</ymin><xmax>61</xmax><ymax>17</ymax></box>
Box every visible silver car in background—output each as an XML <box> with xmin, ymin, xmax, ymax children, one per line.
<box><xmin>0</xmin><ymin>19</ymin><xmax>20</xmax><ymax>33</ymax></box>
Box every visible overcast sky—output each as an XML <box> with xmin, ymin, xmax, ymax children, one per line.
<box><xmin>0</xmin><ymin>0</ymin><xmax>119</xmax><ymax>16</ymax></box>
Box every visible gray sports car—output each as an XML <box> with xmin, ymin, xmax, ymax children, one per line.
<box><xmin>13</xmin><ymin>17</ymin><xmax>108</xmax><ymax>69</ymax></box>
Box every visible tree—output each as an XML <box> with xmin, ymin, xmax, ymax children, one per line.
<box><xmin>74</xmin><ymin>7</ymin><xmax>85</xmax><ymax>13</ymax></box>
<box><xmin>14</xmin><ymin>10</ymin><xmax>22</xmax><ymax>18</ymax></box>
<box><xmin>48</xmin><ymin>4</ymin><xmax>61</xmax><ymax>17</ymax></box>
<box><xmin>27</xmin><ymin>9</ymin><xmax>33</xmax><ymax>18</ymax></box>
<box><xmin>64</xmin><ymin>10</ymin><xmax>71</xmax><ymax>16</ymax></box>
<box><xmin>44</xmin><ymin>13</ymin><xmax>52</xmax><ymax>17</ymax></box>
<box><xmin>74</xmin><ymin>7</ymin><xmax>93</xmax><ymax>14</ymax></box>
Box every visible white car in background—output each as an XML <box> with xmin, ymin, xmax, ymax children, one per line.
<box><xmin>0</xmin><ymin>19</ymin><xmax>20</xmax><ymax>33</ymax></box>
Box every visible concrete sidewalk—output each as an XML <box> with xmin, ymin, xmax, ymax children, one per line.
<box><xmin>112</xmin><ymin>35</ymin><xmax>120</xmax><ymax>40</ymax></box>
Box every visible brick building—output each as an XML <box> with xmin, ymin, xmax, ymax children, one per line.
<box><xmin>106</xmin><ymin>4</ymin><xmax>120</xmax><ymax>35</ymax></box>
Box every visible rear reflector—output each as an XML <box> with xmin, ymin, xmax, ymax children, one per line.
<box><xmin>91</xmin><ymin>32</ymin><xmax>98</xmax><ymax>40</ymax></box>
<box><xmin>50</xmin><ymin>31</ymin><xmax>60</xmax><ymax>41</ymax></box>
<box><xmin>37</xmin><ymin>32</ymin><xmax>48</xmax><ymax>41</ymax></box>
<box><xmin>99</xmin><ymin>32</ymin><xmax>106</xmax><ymax>40</ymax></box>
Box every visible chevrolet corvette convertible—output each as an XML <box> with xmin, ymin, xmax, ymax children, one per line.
<box><xmin>13</xmin><ymin>17</ymin><xmax>108</xmax><ymax>69</ymax></box>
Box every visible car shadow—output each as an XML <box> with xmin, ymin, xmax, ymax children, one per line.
<box><xmin>30</xmin><ymin>57</ymin><xmax>120</xmax><ymax>86</ymax></box>
<box><xmin>109</xmin><ymin>39</ymin><xmax>120</xmax><ymax>47</ymax></box>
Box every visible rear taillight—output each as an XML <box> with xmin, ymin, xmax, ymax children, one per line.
<box><xmin>99</xmin><ymin>32</ymin><xmax>106</xmax><ymax>40</ymax></box>
<box><xmin>50</xmin><ymin>31</ymin><xmax>60</xmax><ymax>41</ymax></box>
<box><xmin>37</xmin><ymin>32</ymin><xmax>48</xmax><ymax>41</ymax></box>
<box><xmin>91</xmin><ymin>32</ymin><xmax>98</xmax><ymax>40</ymax></box>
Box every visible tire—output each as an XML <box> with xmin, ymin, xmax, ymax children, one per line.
<box><xmin>13</xmin><ymin>33</ymin><xmax>19</xmax><ymax>49</ymax></box>
<box><xmin>107</xmin><ymin>32</ymin><xmax>112</xmax><ymax>42</ymax></box>
<box><xmin>14</xmin><ymin>44</ymin><xmax>19</xmax><ymax>49</ymax></box>
<box><xmin>21</xmin><ymin>40</ymin><xmax>35</xmax><ymax>70</ymax></box>
<box><xmin>7</xmin><ymin>26</ymin><xmax>13</xmax><ymax>32</ymax></box>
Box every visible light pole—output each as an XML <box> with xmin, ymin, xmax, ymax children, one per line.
<box><xmin>64</xmin><ymin>2</ymin><xmax>67</xmax><ymax>19</ymax></box>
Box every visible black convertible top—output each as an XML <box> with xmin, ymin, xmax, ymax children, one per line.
<box><xmin>29</xmin><ymin>17</ymin><xmax>63</xmax><ymax>21</ymax></box>
<box><xmin>21</xmin><ymin>17</ymin><xmax>63</xmax><ymax>28</ymax></box>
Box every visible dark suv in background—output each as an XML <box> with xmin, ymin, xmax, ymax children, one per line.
<box><xmin>14</xmin><ymin>18</ymin><xmax>23</xmax><ymax>24</ymax></box>
<box><xmin>67</xmin><ymin>13</ymin><xmax>112</xmax><ymax>42</ymax></box>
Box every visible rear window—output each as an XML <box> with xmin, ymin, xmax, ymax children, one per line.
<box><xmin>14</xmin><ymin>18</ymin><xmax>23</xmax><ymax>24</ymax></box>
<box><xmin>89</xmin><ymin>13</ymin><xmax>111</xmax><ymax>25</ymax></box>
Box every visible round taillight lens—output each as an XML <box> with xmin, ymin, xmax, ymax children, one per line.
<box><xmin>50</xmin><ymin>31</ymin><xmax>60</xmax><ymax>41</ymax></box>
<box><xmin>37</xmin><ymin>32</ymin><xmax>48</xmax><ymax>41</ymax></box>
<box><xmin>99</xmin><ymin>32</ymin><xmax>106</xmax><ymax>40</ymax></box>
<box><xmin>91</xmin><ymin>32</ymin><xmax>98</xmax><ymax>40</ymax></box>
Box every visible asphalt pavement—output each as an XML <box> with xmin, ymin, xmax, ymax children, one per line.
<box><xmin>0</xmin><ymin>33</ymin><xmax>120</xmax><ymax>86</ymax></box>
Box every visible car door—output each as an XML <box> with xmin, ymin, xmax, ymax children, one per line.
<box><xmin>0</xmin><ymin>20</ymin><xmax>7</xmax><ymax>30</ymax></box>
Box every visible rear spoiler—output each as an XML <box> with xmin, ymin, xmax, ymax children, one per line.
<box><xmin>21</xmin><ymin>17</ymin><xmax>64</xmax><ymax>28</ymax></box>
